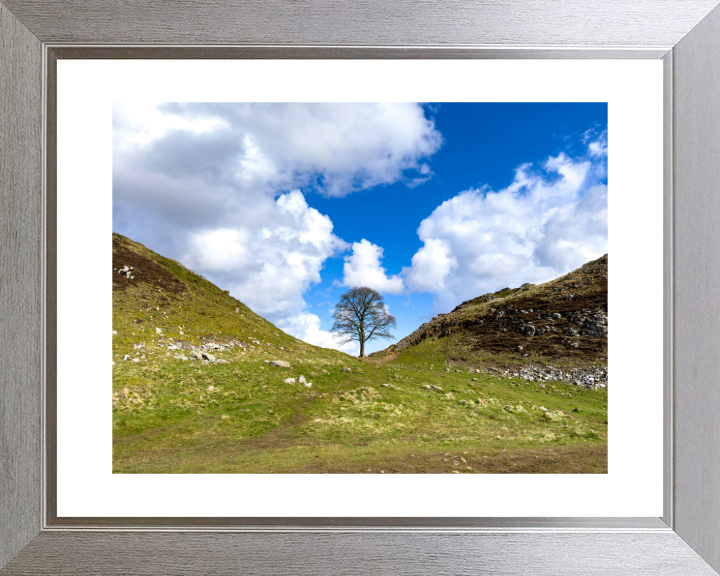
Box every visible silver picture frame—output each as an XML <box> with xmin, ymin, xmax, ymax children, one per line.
<box><xmin>2</xmin><ymin>1</ymin><xmax>720</xmax><ymax>573</ymax></box>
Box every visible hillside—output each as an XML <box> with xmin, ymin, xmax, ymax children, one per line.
<box><xmin>112</xmin><ymin>232</ymin><xmax>348</xmax><ymax>367</ymax></box>
<box><xmin>113</xmin><ymin>234</ymin><xmax>607</xmax><ymax>475</ymax></box>
<box><xmin>374</xmin><ymin>255</ymin><xmax>608</xmax><ymax>366</ymax></box>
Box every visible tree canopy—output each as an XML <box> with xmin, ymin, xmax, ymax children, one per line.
<box><xmin>331</xmin><ymin>287</ymin><xmax>397</xmax><ymax>358</ymax></box>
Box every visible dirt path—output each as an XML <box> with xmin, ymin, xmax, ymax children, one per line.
<box><xmin>271</xmin><ymin>442</ymin><xmax>608</xmax><ymax>474</ymax></box>
<box><xmin>362</xmin><ymin>352</ymin><xmax>399</xmax><ymax>365</ymax></box>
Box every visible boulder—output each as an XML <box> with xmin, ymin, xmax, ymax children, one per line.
<box><xmin>270</xmin><ymin>360</ymin><xmax>291</xmax><ymax>368</ymax></box>
<box><xmin>155</xmin><ymin>327</ymin><xmax>162</xmax><ymax>334</ymax></box>
<box><xmin>298</xmin><ymin>375</ymin><xmax>307</xmax><ymax>384</ymax></box>
<box><xmin>284</xmin><ymin>378</ymin><xmax>296</xmax><ymax>384</ymax></box>
<box><xmin>202</xmin><ymin>352</ymin><xmax>216</xmax><ymax>362</ymax></box>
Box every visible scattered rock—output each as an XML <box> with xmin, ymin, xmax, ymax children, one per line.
<box><xmin>220</xmin><ymin>414</ymin><xmax>230</xmax><ymax>420</ymax></box>
<box><xmin>270</xmin><ymin>360</ymin><xmax>291</xmax><ymax>368</ymax></box>
<box><xmin>304</xmin><ymin>382</ymin><xmax>312</xmax><ymax>388</ymax></box>
<box><xmin>298</xmin><ymin>375</ymin><xmax>307</xmax><ymax>384</ymax></box>
<box><xmin>202</xmin><ymin>352</ymin><xmax>216</xmax><ymax>362</ymax></box>
<box><xmin>516</xmin><ymin>346</ymin><xmax>523</xmax><ymax>352</ymax></box>
<box><xmin>155</xmin><ymin>327</ymin><xmax>162</xmax><ymax>334</ymax></box>
<box><xmin>342</xmin><ymin>367</ymin><xmax>351</xmax><ymax>372</ymax></box>
<box><xmin>284</xmin><ymin>378</ymin><xmax>296</xmax><ymax>384</ymax></box>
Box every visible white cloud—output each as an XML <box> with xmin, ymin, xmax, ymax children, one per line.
<box><xmin>113</xmin><ymin>103</ymin><xmax>441</xmax><ymax>352</ymax></box>
<box><xmin>404</xmin><ymin>238</ymin><xmax>457</xmax><ymax>293</ymax></box>
<box><xmin>115</xmin><ymin>102</ymin><xmax>443</xmax><ymax>200</ymax></box>
<box><xmin>184</xmin><ymin>190</ymin><xmax>346</xmax><ymax>317</ymax></box>
<box><xmin>403</xmin><ymin>143</ymin><xmax>608</xmax><ymax>313</ymax></box>
<box><xmin>343</xmin><ymin>239</ymin><xmax>405</xmax><ymax>294</ymax></box>
<box><xmin>276</xmin><ymin>312</ymin><xmax>359</xmax><ymax>356</ymax></box>
<box><xmin>583</xmin><ymin>127</ymin><xmax>608</xmax><ymax>158</ymax></box>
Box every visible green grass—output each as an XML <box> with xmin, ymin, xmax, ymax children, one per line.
<box><xmin>113</xmin><ymin>234</ymin><xmax>607</xmax><ymax>474</ymax></box>
<box><xmin>113</xmin><ymin>344</ymin><xmax>607</xmax><ymax>473</ymax></box>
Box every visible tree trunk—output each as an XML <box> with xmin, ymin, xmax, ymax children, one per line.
<box><xmin>359</xmin><ymin>334</ymin><xmax>365</xmax><ymax>358</ymax></box>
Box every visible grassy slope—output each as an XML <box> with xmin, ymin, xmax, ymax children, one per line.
<box><xmin>374</xmin><ymin>254</ymin><xmax>608</xmax><ymax>367</ymax></box>
<box><xmin>113</xmin><ymin>234</ymin><xmax>607</xmax><ymax>474</ymax></box>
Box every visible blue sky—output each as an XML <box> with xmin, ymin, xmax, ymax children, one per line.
<box><xmin>113</xmin><ymin>102</ymin><xmax>608</xmax><ymax>355</ymax></box>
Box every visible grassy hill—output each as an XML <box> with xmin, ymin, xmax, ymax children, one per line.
<box><xmin>373</xmin><ymin>254</ymin><xmax>608</xmax><ymax>367</ymax></box>
<box><xmin>113</xmin><ymin>233</ymin><xmax>607</xmax><ymax>474</ymax></box>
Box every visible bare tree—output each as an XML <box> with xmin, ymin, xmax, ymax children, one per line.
<box><xmin>331</xmin><ymin>287</ymin><xmax>397</xmax><ymax>358</ymax></box>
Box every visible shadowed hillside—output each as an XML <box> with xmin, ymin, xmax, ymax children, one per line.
<box><xmin>374</xmin><ymin>255</ymin><xmax>608</xmax><ymax>366</ymax></box>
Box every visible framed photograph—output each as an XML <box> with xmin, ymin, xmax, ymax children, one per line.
<box><xmin>2</xmin><ymin>1</ymin><xmax>720</xmax><ymax>574</ymax></box>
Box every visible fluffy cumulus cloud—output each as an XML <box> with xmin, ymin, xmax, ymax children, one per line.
<box><xmin>403</xmin><ymin>136</ymin><xmax>608</xmax><ymax>314</ymax></box>
<box><xmin>404</xmin><ymin>238</ymin><xmax>458</xmax><ymax>293</ymax></box>
<box><xmin>113</xmin><ymin>103</ymin><xmax>441</xmax><ymax>351</ymax></box>
<box><xmin>183</xmin><ymin>190</ymin><xmax>347</xmax><ymax>317</ymax></box>
<box><xmin>343</xmin><ymin>239</ymin><xmax>405</xmax><ymax>294</ymax></box>
<box><xmin>274</xmin><ymin>312</ymin><xmax>359</xmax><ymax>356</ymax></box>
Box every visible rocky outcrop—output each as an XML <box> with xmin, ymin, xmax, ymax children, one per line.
<box><xmin>375</xmin><ymin>254</ymin><xmax>608</xmax><ymax>361</ymax></box>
